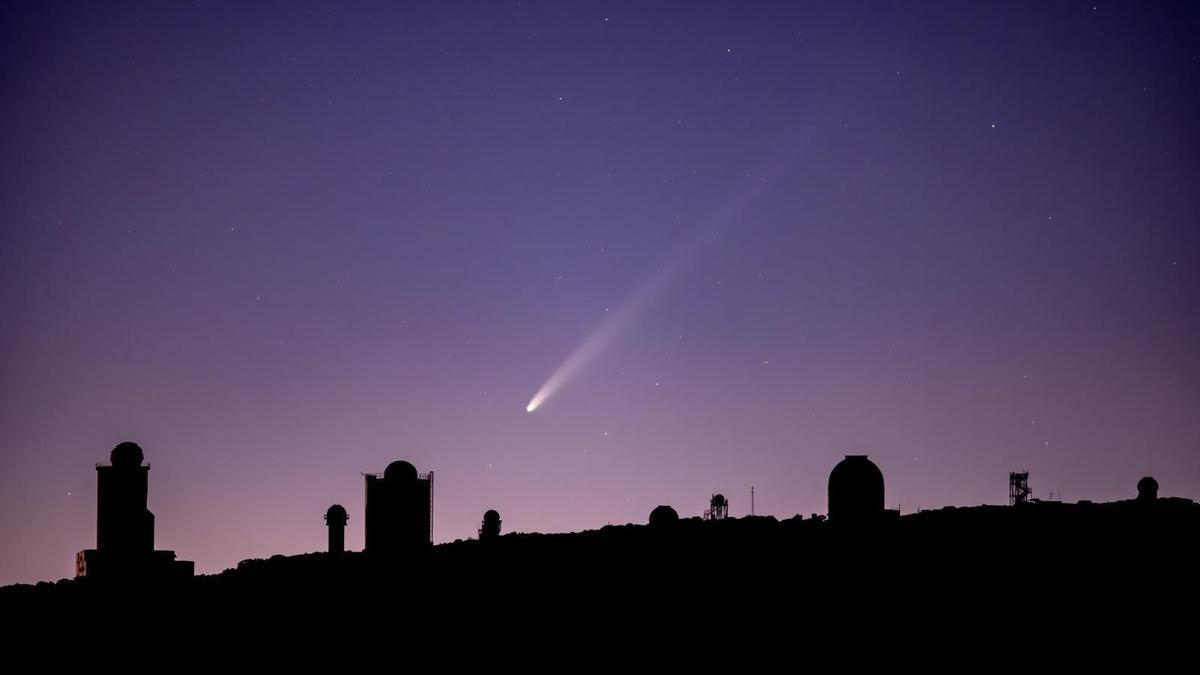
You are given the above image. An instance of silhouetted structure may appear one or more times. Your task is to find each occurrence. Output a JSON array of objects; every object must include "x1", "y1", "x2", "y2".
[
  {"x1": 11, "y1": 488, "x2": 1197, "y2": 638},
  {"x1": 479, "y1": 509, "x2": 501, "y2": 540},
  {"x1": 648, "y1": 505, "x2": 679, "y2": 527},
  {"x1": 364, "y1": 460, "x2": 433, "y2": 556},
  {"x1": 1010, "y1": 471, "x2": 1032, "y2": 506},
  {"x1": 75, "y1": 442, "x2": 193, "y2": 580},
  {"x1": 704, "y1": 494, "x2": 729, "y2": 521},
  {"x1": 10, "y1": 435, "x2": 1199, "y2": 634},
  {"x1": 1137, "y1": 477, "x2": 1158, "y2": 503},
  {"x1": 828, "y1": 455, "x2": 884, "y2": 523},
  {"x1": 326, "y1": 505, "x2": 348, "y2": 555}
]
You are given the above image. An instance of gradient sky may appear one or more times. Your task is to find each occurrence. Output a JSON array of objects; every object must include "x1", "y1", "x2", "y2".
[{"x1": 2, "y1": 0, "x2": 1197, "y2": 585}]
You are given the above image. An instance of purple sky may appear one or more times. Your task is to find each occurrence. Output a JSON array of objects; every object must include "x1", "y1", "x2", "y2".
[{"x1": 2, "y1": 0, "x2": 1197, "y2": 585}]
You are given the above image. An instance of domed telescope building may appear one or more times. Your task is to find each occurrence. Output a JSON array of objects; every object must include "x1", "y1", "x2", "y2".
[
  {"x1": 1137, "y1": 476, "x2": 1159, "y2": 503},
  {"x1": 364, "y1": 460, "x2": 434, "y2": 556},
  {"x1": 75, "y1": 442, "x2": 193, "y2": 580},
  {"x1": 479, "y1": 509, "x2": 502, "y2": 540},
  {"x1": 648, "y1": 504, "x2": 679, "y2": 527},
  {"x1": 828, "y1": 455, "x2": 885, "y2": 524}
]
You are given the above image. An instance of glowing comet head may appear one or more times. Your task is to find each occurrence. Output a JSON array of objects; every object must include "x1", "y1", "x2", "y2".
[{"x1": 526, "y1": 387, "x2": 549, "y2": 412}]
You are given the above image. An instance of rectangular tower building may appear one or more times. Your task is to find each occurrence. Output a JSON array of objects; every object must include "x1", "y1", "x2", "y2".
[
  {"x1": 364, "y1": 460, "x2": 433, "y2": 556},
  {"x1": 75, "y1": 442, "x2": 193, "y2": 580}
]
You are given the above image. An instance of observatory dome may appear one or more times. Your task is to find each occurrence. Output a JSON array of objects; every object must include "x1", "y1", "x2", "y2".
[
  {"x1": 483, "y1": 509, "x2": 501, "y2": 523},
  {"x1": 384, "y1": 460, "x2": 418, "y2": 482},
  {"x1": 648, "y1": 505, "x2": 679, "y2": 527},
  {"x1": 326, "y1": 504, "x2": 348, "y2": 524},
  {"x1": 828, "y1": 455, "x2": 884, "y2": 522},
  {"x1": 110, "y1": 441, "x2": 145, "y2": 468},
  {"x1": 1137, "y1": 476, "x2": 1158, "y2": 502}
]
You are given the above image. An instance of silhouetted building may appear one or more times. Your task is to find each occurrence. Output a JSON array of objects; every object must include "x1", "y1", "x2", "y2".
[
  {"x1": 326, "y1": 504, "x2": 348, "y2": 555},
  {"x1": 75, "y1": 442, "x2": 193, "y2": 580},
  {"x1": 1010, "y1": 471, "x2": 1032, "y2": 506},
  {"x1": 480, "y1": 509, "x2": 501, "y2": 540},
  {"x1": 649, "y1": 505, "x2": 679, "y2": 527},
  {"x1": 364, "y1": 460, "x2": 433, "y2": 556},
  {"x1": 828, "y1": 455, "x2": 884, "y2": 523},
  {"x1": 1137, "y1": 477, "x2": 1159, "y2": 503},
  {"x1": 704, "y1": 493, "x2": 729, "y2": 521}
]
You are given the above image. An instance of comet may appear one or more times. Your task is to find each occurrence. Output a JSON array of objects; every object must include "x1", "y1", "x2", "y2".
[
  {"x1": 525, "y1": 233, "x2": 704, "y2": 412},
  {"x1": 524, "y1": 156, "x2": 793, "y2": 413}
]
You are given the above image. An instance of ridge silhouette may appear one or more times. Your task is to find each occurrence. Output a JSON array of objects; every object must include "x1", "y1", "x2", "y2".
[{"x1": 4, "y1": 443, "x2": 1198, "y2": 641}]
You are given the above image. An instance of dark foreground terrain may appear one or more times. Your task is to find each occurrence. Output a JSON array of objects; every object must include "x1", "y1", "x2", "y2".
[{"x1": 5, "y1": 497, "x2": 1198, "y2": 651}]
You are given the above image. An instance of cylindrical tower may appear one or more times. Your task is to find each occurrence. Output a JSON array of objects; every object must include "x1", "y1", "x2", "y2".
[{"x1": 326, "y1": 504, "x2": 348, "y2": 555}]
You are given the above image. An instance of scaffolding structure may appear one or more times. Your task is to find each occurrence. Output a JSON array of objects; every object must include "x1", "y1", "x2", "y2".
[
  {"x1": 704, "y1": 493, "x2": 729, "y2": 521},
  {"x1": 1009, "y1": 471, "x2": 1032, "y2": 506}
]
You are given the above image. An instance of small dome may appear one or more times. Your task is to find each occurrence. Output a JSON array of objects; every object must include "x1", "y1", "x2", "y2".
[
  {"x1": 712, "y1": 494, "x2": 726, "y2": 506},
  {"x1": 383, "y1": 460, "x2": 418, "y2": 482},
  {"x1": 110, "y1": 442, "x2": 145, "y2": 468},
  {"x1": 479, "y1": 508, "x2": 502, "y2": 539},
  {"x1": 1137, "y1": 476, "x2": 1158, "y2": 502},
  {"x1": 828, "y1": 455, "x2": 885, "y2": 522},
  {"x1": 325, "y1": 504, "x2": 348, "y2": 525},
  {"x1": 648, "y1": 505, "x2": 679, "y2": 527}
]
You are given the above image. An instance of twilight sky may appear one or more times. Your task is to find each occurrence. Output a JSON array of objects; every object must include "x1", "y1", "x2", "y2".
[{"x1": 2, "y1": 0, "x2": 1198, "y2": 585}]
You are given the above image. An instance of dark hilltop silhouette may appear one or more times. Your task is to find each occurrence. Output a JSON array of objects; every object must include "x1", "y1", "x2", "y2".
[{"x1": 4, "y1": 443, "x2": 1199, "y2": 640}]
